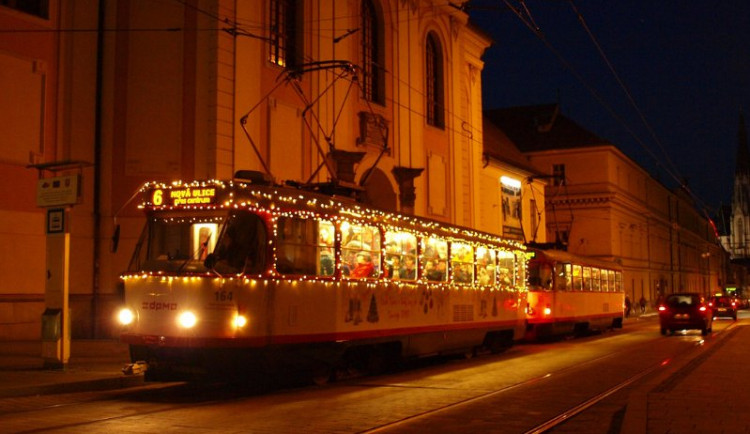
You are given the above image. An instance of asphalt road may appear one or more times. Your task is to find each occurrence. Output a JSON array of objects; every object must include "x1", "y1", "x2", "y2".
[{"x1": 0, "y1": 315, "x2": 741, "y2": 433}]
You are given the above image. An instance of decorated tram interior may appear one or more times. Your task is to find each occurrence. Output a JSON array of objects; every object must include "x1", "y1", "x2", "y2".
[{"x1": 128, "y1": 204, "x2": 524, "y2": 290}]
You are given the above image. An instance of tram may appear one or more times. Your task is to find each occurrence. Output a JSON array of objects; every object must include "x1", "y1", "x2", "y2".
[
  {"x1": 116, "y1": 172, "x2": 528, "y2": 379},
  {"x1": 525, "y1": 248, "x2": 624, "y2": 339}
]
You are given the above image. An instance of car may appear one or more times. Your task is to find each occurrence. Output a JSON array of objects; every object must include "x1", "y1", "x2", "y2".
[
  {"x1": 658, "y1": 293, "x2": 713, "y2": 336},
  {"x1": 709, "y1": 296, "x2": 738, "y2": 321}
]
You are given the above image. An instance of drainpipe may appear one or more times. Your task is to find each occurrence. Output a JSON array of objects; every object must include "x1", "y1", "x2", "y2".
[{"x1": 92, "y1": 0, "x2": 106, "y2": 338}]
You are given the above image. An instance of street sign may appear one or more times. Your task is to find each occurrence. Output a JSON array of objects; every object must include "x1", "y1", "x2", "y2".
[{"x1": 36, "y1": 174, "x2": 80, "y2": 207}]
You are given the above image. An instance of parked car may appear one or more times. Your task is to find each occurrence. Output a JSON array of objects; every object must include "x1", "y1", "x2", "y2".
[
  {"x1": 709, "y1": 296, "x2": 738, "y2": 321},
  {"x1": 658, "y1": 293, "x2": 713, "y2": 336}
]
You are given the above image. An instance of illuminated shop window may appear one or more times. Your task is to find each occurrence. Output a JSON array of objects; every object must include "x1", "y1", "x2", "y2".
[
  {"x1": 450, "y1": 242, "x2": 474, "y2": 284},
  {"x1": 422, "y1": 237, "x2": 447, "y2": 282},
  {"x1": 277, "y1": 217, "x2": 334, "y2": 276},
  {"x1": 476, "y1": 247, "x2": 496, "y2": 286},
  {"x1": 384, "y1": 231, "x2": 417, "y2": 281},
  {"x1": 341, "y1": 222, "x2": 381, "y2": 279},
  {"x1": 498, "y1": 250, "x2": 515, "y2": 288}
]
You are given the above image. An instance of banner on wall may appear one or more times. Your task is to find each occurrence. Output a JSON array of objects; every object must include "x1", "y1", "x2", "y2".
[{"x1": 501, "y1": 176, "x2": 522, "y2": 239}]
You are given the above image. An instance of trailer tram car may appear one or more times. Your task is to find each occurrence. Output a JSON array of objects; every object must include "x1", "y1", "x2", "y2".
[
  {"x1": 116, "y1": 173, "x2": 528, "y2": 379},
  {"x1": 525, "y1": 248, "x2": 624, "y2": 339}
]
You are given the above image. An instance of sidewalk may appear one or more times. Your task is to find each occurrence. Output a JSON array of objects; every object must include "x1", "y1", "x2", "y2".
[
  {"x1": 621, "y1": 321, "x2": 750, "y2": 433},
  {"x1": 0, "y1": 339, "x2": 143, "y2": 398}
]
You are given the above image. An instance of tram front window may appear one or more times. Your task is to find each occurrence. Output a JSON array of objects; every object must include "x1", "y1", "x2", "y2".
[
  {"x1": 132, "y1": 214, "x2": 223, "y2": 273},
  {"x1": 528, "y1": 261, "x2": 553, "y2": 290}
]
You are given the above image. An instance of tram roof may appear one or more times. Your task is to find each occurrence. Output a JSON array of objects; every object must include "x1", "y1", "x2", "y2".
[
  {"x1": 530, "y1": 248, "x2": 622, "y2": 271},
  {"x1": 138, "y1": 178, "x2": 527, "y2": 251}
]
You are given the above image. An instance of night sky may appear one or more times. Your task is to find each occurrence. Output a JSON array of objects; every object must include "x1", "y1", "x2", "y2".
[{"x1": 469, "y1": 0, "x2": 750, "y2": 214}]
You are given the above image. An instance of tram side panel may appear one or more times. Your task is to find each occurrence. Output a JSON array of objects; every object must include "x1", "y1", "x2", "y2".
[
  {"x1": 526, "y1": 290, "x2": 624, "y2": 338},
  {"x1": 270, "y1": 279, "x2": 525, "y2": 359}
]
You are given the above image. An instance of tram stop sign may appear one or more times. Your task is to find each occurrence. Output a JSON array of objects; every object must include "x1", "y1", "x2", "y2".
[{"x1": 36, "y1": 174, "x2": 80, "y2": 207}]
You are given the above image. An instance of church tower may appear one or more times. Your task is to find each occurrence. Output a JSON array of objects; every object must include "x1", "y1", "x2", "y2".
[{"x1": 730, "y1": 111, "x2": 750, "y2": 258}]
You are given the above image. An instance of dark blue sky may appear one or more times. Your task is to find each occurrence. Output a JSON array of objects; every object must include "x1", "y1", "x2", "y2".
[{"x1": 469, "y1": 0, "x2": 750, "y2": 214}]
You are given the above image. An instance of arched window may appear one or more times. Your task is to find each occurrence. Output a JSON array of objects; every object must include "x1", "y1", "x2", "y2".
[
  {"x1": 425, "y1": 32, "x2": 444, "y2": 128},
  {"x1": 269, "y1": 0, "x2": 301, "y2": 68},
  {"x1": 361, "y1": 0, "x2": 384, "y2": 104}
]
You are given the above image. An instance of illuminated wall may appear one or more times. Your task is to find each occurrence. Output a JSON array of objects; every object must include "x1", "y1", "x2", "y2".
[
  {"x1": 525, "y1": 145, "x2": 727, "y2": 305},
  {"x1": 0, "y1": 1, "x2": 505, "y2": 339}
]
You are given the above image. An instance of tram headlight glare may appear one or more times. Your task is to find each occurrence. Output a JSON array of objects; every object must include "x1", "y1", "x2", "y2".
[
  {"x1": 234, "y1": 314, "x2": 248, "y2": 328},
  {"x1": 117, "y1": 308, "x2": 135, "y2": 325},
  {"x1": 178, "y1": 311, "x2": 197, "y2": 328},
  {"x1": 543, "y1": 307, "x2": 552, "y2": 316}
]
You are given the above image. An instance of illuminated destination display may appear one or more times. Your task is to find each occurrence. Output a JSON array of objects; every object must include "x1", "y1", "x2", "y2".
[{"x1": 152, "y1": 187, "x2": 217, "y2": 206}]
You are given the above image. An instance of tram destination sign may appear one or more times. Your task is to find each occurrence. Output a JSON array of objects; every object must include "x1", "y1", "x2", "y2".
[{"x1": 150, "y1": 186, "x2": 218, "y2": 207}]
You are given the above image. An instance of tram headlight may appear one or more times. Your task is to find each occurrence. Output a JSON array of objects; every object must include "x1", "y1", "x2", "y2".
[
  {"x1": 117, "y1": 308, "x2": 135, "y2": 326},
  {"x1": 543, "y1": 306, "x2": 552, "y2": 316},
  {"x1": 178, "y1": 311, "x2": 198, "y2": 328},
  {"x1": 234, "y1": 314, "x2": 248, "y2": 328}
]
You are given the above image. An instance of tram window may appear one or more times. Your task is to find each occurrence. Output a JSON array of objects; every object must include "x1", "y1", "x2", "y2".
[
  {"x1": 601, "y1": 270, "x2": 610, "y2": 292},
  {"x1": 582, "y1": 267, "x2": 592, "y2": 290},
  {"x1": 341, "y1": 222, "x2": 381, "y2": 279},
  {"x1": 575, "y1": 265, "x2": 584, "y2": 290},
  {"x1": 592, "y1": 268, "x2": 601, "y2": 291},
  {"x1": 498, "y1": 250, "x2": 515, "y2": 288},
  {"x1": 137, "y1": 215, "x2": 224, "y2": 273},
  {"x1": 556, "y1": 264, "x2": 569, "y2": 291},
  {"x1": 476, "y1": 247, "x2": 496, "y2": 286},
  {"x1": 213, "y1": 211, "x2": 267, "y2": 274},
  {"x1": 193, "y1": 223, "x2": 218, "y2": 261},
  {"x1": 384, "y1": 231, "x2": 417, "y2": 281},
  {"x1": 562, "y1": 264, "x2": 573, "y2": 290},
  {"x1": 528, "y1": 261, "x2": 552, "y2": 290},
  {"x1": 451, "y1": 242, "x2": 474, "y2": 284},
  {"x1": 276, "y1": 217, "x2": 334, "y2": 276},
  {"x1": 422, "y1": 237, "x2": 447, "y2": 282},
  {"x1": 615, "y1": 271, "x2": 623, "y2": 292}
]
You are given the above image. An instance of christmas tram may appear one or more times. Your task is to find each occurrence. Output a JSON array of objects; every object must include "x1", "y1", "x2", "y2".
[
  {"x1": 525, "y1": 248, "x2": 624, "y2": 339},
  {"x1": 116, "y1": 173, "x2": 528, "y2": 380}
]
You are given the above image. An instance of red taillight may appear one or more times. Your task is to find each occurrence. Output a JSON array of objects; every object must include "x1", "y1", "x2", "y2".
[
  {"x1": 699, "y1": 306, "x2": 707, "y2": 312},
  {"x1": 658, "y1": 305, "x2": 666, "y2": 311}
]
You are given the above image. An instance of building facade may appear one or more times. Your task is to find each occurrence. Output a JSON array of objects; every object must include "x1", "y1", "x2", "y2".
[
  {"x1": 1, "y1": 1, "x2": 547, "y2": 340},
  {"x1": 486, "y1": 104, "x2": 728, "y2": 307}
]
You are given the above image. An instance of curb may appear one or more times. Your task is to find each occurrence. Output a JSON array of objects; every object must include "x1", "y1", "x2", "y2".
[{"x1": 0, "y1": 374, "x2": 145, "y2": 399}]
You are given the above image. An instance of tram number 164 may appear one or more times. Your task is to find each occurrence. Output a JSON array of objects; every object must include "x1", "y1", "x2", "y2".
[{"x1": 214, "y1": 291, "x2": 234, "y2": 302}]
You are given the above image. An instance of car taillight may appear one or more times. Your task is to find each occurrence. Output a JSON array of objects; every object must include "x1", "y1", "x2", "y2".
[
  {"x1": 658, "y1": 305, "x2": 666, "y2": 312},
  {"x1": 699, "y1": 306, "x2": 707, "y2": 312}
]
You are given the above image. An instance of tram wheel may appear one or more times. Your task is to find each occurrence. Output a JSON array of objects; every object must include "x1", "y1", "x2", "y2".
[{"x1": 311, "y1": 363, "x2": 333, "y2": 386}]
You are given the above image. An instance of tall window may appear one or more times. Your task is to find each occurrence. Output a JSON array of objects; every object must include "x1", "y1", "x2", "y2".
[
  {"x1": 269, "y1": 0, "x2": 300, "y2": 67},
  {"x1": 553, "y1": 164, "x2": 566, "y2": 186},
  {"x1": 425, "y1": 32, "x2": 444, "y2": 128},
  {"x1": 361, "y1": 0, "x2": 384, "y2": 104},
  {"x1": 0, "y1": 0, "x2": 48, "y2": 18}
]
